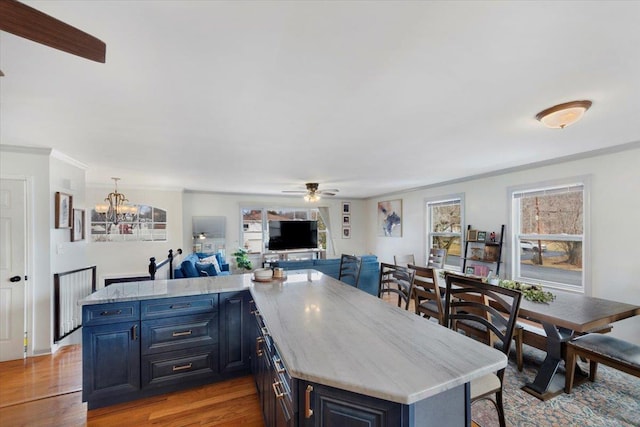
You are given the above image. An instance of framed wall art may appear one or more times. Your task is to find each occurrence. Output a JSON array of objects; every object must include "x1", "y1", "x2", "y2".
[
  {"x1": 377, "y1": 199, "x2": 402, "y2": 237},
  {"x1": 55, "y1": 192, "x2": 73, "y2": 229},
  {"x1": 342, "y1": 202, "x2": 351, "y2": 214},
  {"x1": 342, "y1": 226, "x2": 351, "y2": 239},
  {"x1": 71, "y1": 209, "x2": 85, "y2": 241},
  {"x1": 343, "y1": 215, "x2": 350, "y2": 225}
]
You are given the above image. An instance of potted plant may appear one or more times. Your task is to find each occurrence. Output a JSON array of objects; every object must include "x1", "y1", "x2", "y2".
[{"x1": 231, "y1": 248, "x2": 253, "y2": 271}]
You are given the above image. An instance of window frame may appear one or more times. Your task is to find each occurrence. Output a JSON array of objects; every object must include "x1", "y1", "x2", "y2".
[
  {"x1": 425, "y1": 193, "x2": 465, "y2": 270},
  {"x1": 508, "y1": 176, "x2": 591, "y2": 294}
]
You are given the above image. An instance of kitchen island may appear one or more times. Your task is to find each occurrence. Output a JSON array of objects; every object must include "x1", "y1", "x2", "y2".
[{"x1": 79, "y1": 270, "x2": 506, "y2": 426}]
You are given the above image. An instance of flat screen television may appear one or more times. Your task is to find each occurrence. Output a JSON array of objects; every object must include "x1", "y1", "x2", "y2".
[{"x1": 268, "y1": 220, "x2": 318, "y2": 250}]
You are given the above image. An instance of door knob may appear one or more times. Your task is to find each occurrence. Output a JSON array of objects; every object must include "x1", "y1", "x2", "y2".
[{"x1": 9, "y1": 276, "x2": 22, "y2": 282}]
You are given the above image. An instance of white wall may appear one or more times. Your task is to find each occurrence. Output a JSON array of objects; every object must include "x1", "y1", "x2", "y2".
[
  {"x1": 366, "y1": 145, "x2": 640, "y2": 343},
  {"x1": 183, "y1": 192, "x2": 370, "y2": 263},
  {"x1": 86, "y1": 186, "x2": 184, "y2": 286}
]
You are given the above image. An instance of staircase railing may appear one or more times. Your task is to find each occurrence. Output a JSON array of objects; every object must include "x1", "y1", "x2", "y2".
[
  {"x1": 149, "y1": 248, "x2": 183, "y2": 280},
  {"x1": 54, "y1": 266, "x2": 97, "y2": 343}
]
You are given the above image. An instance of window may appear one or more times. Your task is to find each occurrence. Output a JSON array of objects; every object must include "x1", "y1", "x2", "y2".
[
  {"x1": 240, "y1": 207, "x2": 326, "y2": 254},
  {"x1": 426, "y1": 196, "x2": 463, "y2": 269},
  {"x1": 510, "y1": 179, "x2": 588, "y2": 292},
  {"x1": 90, "y1": 205, "x2": 167, "y2": 242}
]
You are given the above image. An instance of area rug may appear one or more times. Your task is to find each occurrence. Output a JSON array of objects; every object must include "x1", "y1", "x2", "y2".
[{"x1": 472, "y1": 346, "x2": 640, "y2": 427}]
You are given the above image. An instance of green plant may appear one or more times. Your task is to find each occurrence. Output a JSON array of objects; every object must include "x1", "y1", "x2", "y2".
[
  {"x1": 231, "y1": 248, "x2": 253, "y2": 271},
  {"x1": 497, "y1": 279, "x2": 556, "y2": 303}
]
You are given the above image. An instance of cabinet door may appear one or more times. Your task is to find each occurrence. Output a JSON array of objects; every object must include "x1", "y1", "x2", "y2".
[
  {"x1": 219, "y1": 290, "x2": 252, "y2": 375},
  {"x1": 300, "y1": 381, "x2": 403, "y2": 427},
  {"x1": 82, "y1": 322, "x2": 140, "y2": 408}
]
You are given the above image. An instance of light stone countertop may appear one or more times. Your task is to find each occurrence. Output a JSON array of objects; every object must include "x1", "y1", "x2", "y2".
[{"x1": 79, "y1": 270, "x2": 507, "y2": 405}]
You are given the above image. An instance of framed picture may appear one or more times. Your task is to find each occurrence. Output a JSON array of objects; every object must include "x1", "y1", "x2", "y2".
[
  {"x1": 71, "y1": 209, "x2": 85, "y2": 241},
  {"x1": 467, "y1": 229, "x2": 478, "y2": 242},
  {"x1": 202, "y1": 243, "x2": 214, "y2": 252},
  {"x1": 55, "y1": 192, "x2": 73, "y2": 229},
  {"x1": 377, "y1": 199, "x2": 402, "y2": 237},
  {"x1": 343, "y1": 215, "x2": 351, "y2": 225},
  {"x1": 342, "y1": 202, "x2": 351, "y2": 214},
  {"x1": 476, "y1": 231, "x2": 487, "y2": 242},
  {"x1": 342, "y1": 226, "x2": 351, "y2": 239},
  {"x1": 465, "y1": 266, "x2": 475, "y2": 275}
]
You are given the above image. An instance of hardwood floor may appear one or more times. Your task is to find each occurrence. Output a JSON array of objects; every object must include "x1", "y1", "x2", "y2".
[{"x1": 0, "y1": 345, "x2": 264, "y2": 426}]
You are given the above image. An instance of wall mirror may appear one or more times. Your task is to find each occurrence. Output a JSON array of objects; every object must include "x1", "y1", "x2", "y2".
[{"x1": 192, "y1": 216, "x2": 226, "y2": 256}]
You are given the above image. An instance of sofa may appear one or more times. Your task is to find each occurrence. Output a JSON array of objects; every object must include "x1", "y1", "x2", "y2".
[
  {"x1": 174, "y1": 252, "x2": 230, "y2": 279},
  {"x1": 271, "y1": 255, "x2": 380, "y2": 296}
]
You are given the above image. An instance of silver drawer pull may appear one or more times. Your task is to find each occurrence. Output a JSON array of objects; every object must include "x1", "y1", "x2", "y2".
[
  {"x1": 261, "y1": 326, "x2": 269, "y2": 336},
  {"x1": 172, "y1": 330, "x2": 192, "y2": 337},
  {"x1": 100, "y1": 309, "x2": 122, "y2": 316},
  {"x1": 272, "y1": 381, "x2": 285, "y2": 399},
  {"x1": 170, "y1": 303, "x2": 191, "y2": 309},
  {"x1": 274, "y1": 357, "x2": 286, "y2": 374},
  {"x1": 172, "y1": 363, "x2": 193, "y2": 371}
]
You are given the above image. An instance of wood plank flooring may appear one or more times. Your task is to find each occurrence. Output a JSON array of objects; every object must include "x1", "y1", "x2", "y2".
[{"x1": 0, "y1": 345, "x2": 264, "y2": 426}]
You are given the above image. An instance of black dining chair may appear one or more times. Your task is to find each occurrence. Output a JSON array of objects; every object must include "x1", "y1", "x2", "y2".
[
  {"x1": 444, "y1": 274, "x2": 522, "y2": 427},
  {"x1": 338, "y1": 254, "x2": 362, "y2": 288},
  {"x1": 378, "y1": 263, "x2": 416, "y2": 310}
]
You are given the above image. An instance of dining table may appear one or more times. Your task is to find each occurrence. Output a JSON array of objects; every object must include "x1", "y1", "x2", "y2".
[{"x1": 517, "y1": 291, "x2": 640, "y2": 400}]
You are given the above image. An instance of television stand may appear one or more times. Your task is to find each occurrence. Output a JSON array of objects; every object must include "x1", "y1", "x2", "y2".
[{"x1": 263, "y1": 249, "x2": 326, "y2": 265}]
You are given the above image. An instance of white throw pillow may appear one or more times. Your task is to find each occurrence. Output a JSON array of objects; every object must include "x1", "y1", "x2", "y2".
[{"x1": 201, "y1": 255, "x2": 221, "y2": 273}]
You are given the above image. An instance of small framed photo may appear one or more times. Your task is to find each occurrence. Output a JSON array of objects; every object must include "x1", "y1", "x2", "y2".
[
  {"x1": 342, "y1": 226, "x2": 351, "y2": 239},
  {"x1": 343, "y1": 215, "x2": 351, "y2": 225},
  {"x1": 476, "y1": 231, "x2": 487, "y2": 242},
  {"x1": 465, "y1": 266, "x2": 475, "y2": 275},
  {"x1": 467, "y1": 229, "x2": 478, "y2": 242},
  {"x1": 71, "y1": 209, "x2": 85, "y2": 241},
  {"x1": 55, "y1": 192, "x2": 73, "y2": 229},
  {"x1": 342, "y1": 202, "x2": 351, "y2": 214}
]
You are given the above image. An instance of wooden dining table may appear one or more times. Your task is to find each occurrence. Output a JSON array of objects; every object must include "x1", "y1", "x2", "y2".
[{"x1": 517, "y1": 291, "x2": 640, "y2": 400}]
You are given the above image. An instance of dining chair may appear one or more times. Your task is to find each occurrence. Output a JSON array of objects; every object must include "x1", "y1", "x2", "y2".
[
  {"x1": 393, "y1": 254, "x2": 415, "y2": 267},
  {"x1": 408, "y1": 264, "x2": 445, "y2": 325},
  {"x1": 427, "y1": 248, "x2": 447, "y2": 269},
  {"x1": 444, "y1": 274, "x2": 522, "y2": 427},
  {"x1": 378, "y1": 263, "x2": 416, "y2": 310},
  {"x1": 338, "y1": 254, "x2": 362, "y2": 288}
]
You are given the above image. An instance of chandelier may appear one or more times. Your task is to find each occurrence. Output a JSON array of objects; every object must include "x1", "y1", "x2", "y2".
[{"x1": 95, "y1": 177, "x2": 136, "y2": 224}]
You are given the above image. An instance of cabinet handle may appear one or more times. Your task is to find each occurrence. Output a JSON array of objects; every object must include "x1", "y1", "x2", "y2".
[
  {"x1": 172, "y1": 363, "x2": 193, "y2": 371},
  {"x1": 170, "y1": 303, "x2": 191, "y2": 309},
  {"x1": 172, "y1": 330, "x2": 192, "y2": 337},
  {"x1": 273, "y1": 357, "x2": 286, "y2": 374},
  {"x1": 131, "y1": 324, "x2": 138, "y2": 341},
  {"x1": 261, "y1": 326, "x2": 269, "y2": 337},
  {"x1": 256, "y1": 337, "x2": 264, "y2": 356},
  {"x1": 100, "y1": 309, "x2": 122, "y2": 316},
  {"x1": 304, "y1": 384, "x2": 314, "y2": 418},
  {"x1": 272, "y1": 381, "x2": 285, "y2": 399}
]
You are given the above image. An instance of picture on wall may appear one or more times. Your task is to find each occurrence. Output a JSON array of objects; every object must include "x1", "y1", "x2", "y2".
[
  {"x1": 342, "y1": 202, "x2": 351, "y2": 214},
  {"x1": 71, "y1": 209, "x2": 85, "y2": 241},
  {"x1": 342, "y1": 227, "x2": 351, "y2": 239},
  {"x1": 55, "y1": 192, "x2": 73, "y2": 229},
  {"x1": 377, "y1": 199, "x2": 402, "y2": 237},
  {"x1": 343, "y1": 215, "x2": 350, "y2": 225}
]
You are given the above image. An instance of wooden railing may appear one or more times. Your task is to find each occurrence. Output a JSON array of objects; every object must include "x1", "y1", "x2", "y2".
[
  {"x1": 54, "y1": 266, "x2": 97, "y2": 343},
  {"x1": 149, "y1": 248, "x2": 183, "y2": 280}
]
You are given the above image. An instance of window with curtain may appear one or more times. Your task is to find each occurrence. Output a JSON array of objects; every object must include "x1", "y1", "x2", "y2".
[
  {"x1": 511, "y1": 180, "x2": 587, "y2": 291},
  {"x1": 426, "y1": 196, "x2": 463, "y2": 269}
]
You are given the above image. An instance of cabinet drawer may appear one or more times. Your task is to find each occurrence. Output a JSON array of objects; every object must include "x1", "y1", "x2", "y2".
[
  {"x1": 141, "y1": 294, "x2": 218, "y2": 319},
  {"x1": 83, "y1": 302, "x2": 140, "y2": 326},
  {"x1": 141, "y1": 346, "x2": 218, "y2": 389},
  {"x1": 141, "y1": 313, "x2": 218, "y2": 355}
]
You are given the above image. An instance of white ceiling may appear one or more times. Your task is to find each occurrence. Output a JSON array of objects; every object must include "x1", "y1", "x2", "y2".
[{"x1": 2, "y1": 1, "x2": 639, "y2": 198}]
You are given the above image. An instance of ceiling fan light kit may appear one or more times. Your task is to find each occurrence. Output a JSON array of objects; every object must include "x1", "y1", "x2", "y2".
[
  {"x1": 282, "y1": 182, "x2": 339, "y2": 202},
  {"x1": 535, "y1": 100, "x2": 592, "y2": 129}
]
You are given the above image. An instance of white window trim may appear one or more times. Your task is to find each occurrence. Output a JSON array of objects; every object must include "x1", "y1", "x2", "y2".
[
  {"x1": 424, "y1": 193, "x2": 465, "y2": 270},
  {"x1": 508, "y1": 176, "x2": 591, "y2": 295}
]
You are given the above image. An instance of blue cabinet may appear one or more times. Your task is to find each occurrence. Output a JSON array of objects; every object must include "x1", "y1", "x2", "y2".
[
  {"x1": 82, "y1": 302, "x2": 141, "y2": 409},
  {"x1": 219, "y1": 291, "x2": 252, "y2": 377}
]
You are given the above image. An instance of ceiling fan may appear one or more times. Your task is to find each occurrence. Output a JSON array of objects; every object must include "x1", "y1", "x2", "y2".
[
  {"x1": 0, "y1": 0, "x2": 106, "y2": 76},
  {"x1": 282, "y1": 183, "x2": 339, "y2": 202}
]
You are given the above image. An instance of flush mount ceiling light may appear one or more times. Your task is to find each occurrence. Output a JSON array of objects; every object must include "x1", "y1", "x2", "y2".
[{"x1": 535, "y1": 100, "x2": 592, "y2": 129}]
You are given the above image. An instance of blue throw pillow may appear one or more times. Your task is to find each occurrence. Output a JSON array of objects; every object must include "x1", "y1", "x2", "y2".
[
  {"x1": 181, "y1": 259, "x2": 199, "y2": 278},
  {"x1": 195, "y1": 262, "x2": 217, "y2": 277}
]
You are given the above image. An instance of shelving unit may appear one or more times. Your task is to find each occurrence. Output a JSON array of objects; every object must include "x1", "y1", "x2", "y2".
[{"x1": 462, "y1": 224, "x2": 505, "y2": 277}]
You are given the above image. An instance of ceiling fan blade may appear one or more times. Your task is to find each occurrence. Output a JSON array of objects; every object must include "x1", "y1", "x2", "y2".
[
  {"x1": 282, "y1": 190, "x2": 308, "y2": 194},
  {"x1": 319, "y1": 189, "x2": 339, "y2": 193},
  {"x1": 319, "y1": 192, "x2": 337, "y2": 196},
  {"x1": 0, "y1": 0, "x2": 106, "y2": 63}
]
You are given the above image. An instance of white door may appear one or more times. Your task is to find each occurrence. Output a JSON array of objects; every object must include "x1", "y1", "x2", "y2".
[{"x1": 0, "y1": 179, "x2": 27, "y2": 361}]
